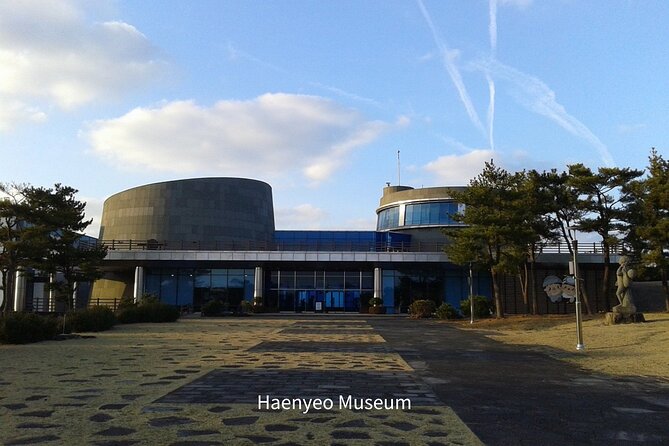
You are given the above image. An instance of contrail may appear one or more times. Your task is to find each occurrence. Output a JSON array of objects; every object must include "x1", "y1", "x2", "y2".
[
  {"x1": 486, "y1": 72, "x2": 495, "y2": 151},
  {"x1": 416, "y1": 0, "x2": 486, "y2": 136},
  {"x1": 489, "y1": 0, "x2": 498, "y2": 56},
  {"x1": 487, "y1": 0, "x2": 498, "y2": 151},
  {"x1": 487, "y1": 60, "x2": 615, "y2": 166}
]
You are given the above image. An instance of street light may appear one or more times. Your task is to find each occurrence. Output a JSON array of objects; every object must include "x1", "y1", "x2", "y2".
[
  {"x1": 468, "y1": 262, "x2": 474, "y2": 324},
  {"x1": 569, "y1": 231, "x2": 585, "y2": 351}
]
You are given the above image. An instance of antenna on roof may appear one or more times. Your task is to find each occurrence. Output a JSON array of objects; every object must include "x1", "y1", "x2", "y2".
[{"x1": 397, "y1": 149, "x2": 401, "y2": 185}]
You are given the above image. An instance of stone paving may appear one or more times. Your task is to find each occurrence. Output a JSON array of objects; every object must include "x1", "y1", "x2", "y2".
[{"x1": 0, "y1": 317, "x2": 482, "y2": 446}]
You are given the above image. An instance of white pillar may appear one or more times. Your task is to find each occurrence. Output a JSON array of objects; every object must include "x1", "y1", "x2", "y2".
[
  {"x1": 0, "y1": 272, "x2": 4, "y2": 311},
  {"x1": 133, "y1": 266, "x2": 144, "y2": 303},
  {"x1": 373, "y1": 267, "x2": 382, "y2": 300},
  {"x1": 253, "y1": 266, "x2": 264, "y2": 305},
  {"x1": 48, "y1": 273, "x2": 56, "y2": 312},
  {"x1": 71, "y1": 282, "x2": 78, "y2": 310},
  {"x1": 14, "y1": 269, "x2": 27, "y2": 312}
]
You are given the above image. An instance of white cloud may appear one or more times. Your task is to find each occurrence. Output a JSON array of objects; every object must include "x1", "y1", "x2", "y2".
[
  {"x1": 617, "y1": 123, "x2": 647, "y2": 135},
  {"x1": 82, "y1": 196, "x2": 104, "y2": 238},
  {"x1": 478, "y1": 59, "x2": 615, "y2": 166},
  {"x1": 499, "y1": 0, "x2": 533, "y2": 8},
  {"x1": 0, "y1": 100, "x2": 47, "y2": 131},
  {"x1": 424, "y1": 149, "x2": 496, "y2": 185},
  {"x1": 275, "y1": 204, "x2": 329, "y2": 229},
  {"x1": 0, "y1": 0, "x2": 164, "y2": 129},
  {"x1": 85, "y1": 93, "x2": 391, "y2": 184}
]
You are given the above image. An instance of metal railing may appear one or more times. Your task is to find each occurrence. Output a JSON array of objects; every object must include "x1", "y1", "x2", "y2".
[{"x1": 97, "y1": 239, "x2": 627, "y2": 255}]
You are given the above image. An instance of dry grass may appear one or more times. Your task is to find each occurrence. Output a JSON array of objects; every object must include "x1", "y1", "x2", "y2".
[{"x1": 448, "y1": 312, "x2": 669, "y2": 381}]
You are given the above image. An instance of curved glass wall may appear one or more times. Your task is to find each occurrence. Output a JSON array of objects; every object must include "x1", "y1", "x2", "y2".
[
  {"x1": 404, "y1": 202, "x2": 460, "y2": 226},
  {"x1": 377, "y1": 206, "x2": 399, "y2": 230},
  {"x1": 377, "y1": 201, "x2": 462, "y2": 230}
]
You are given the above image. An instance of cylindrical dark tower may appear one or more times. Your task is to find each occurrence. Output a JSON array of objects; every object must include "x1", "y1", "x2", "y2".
[{"x1": 99, "y1": 178, "x2": 275, "y2": 245}]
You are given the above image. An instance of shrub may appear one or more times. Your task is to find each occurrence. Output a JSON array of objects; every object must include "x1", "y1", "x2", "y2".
[
  {"x1": 460, "y1": 295, "x2": 494, "y2": 319},
  {"x1": 116, "y1": 299, "x2": 180, "y2": 323},
  {"x1": 368, "y1": 297, "x2": 383, "y2": 307},
  {"x1": 408, "y1": 299, "x2": 436, "y2": 319},
  {"x1": 435, "y1": 303, "x2": 460, "y2": 320},
  {"x1": 62, "y1": 306, "x2": 117, "y2": 332},
  {"x1": 0, "y1": 312, "x2": 59, "y2": 344},
  {"x1": 251, "y1": 305, "x2": 279, "y2": 314},
  {"x1": 368, "y1": 306, "x2": 386, "y2": 314},
  {"x1": 116, "y1": 296, "x2": 137, "y2": 311},
  {"x1": 115, "y1": 305, "x2": 142, "y2": 324},
  {"x1": 201, "y1": 299, "x2": 223, "y2": 317},
  {"x1": 240, "y1": 300, "x2": 253, "y2": 314}
]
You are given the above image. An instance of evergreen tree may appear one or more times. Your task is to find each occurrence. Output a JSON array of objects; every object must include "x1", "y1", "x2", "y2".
[
  {"x1": 23, "y1": 184, "x2": 107, "y2": 311},
  {"x1": 0, "y1": 183, "x2": 32, "y2": 314},
  {"x1": 444, "y1": 161, "x2": 534, "y2": 318},
  {"x1": 625, "y1": 149, "x2": 669, "y2": 311},
  {"x1": 568, "y1": 164, "x2": 643, "y2": 310},
  {"x1": 531, "y1": 169, "x2": 593, "y2": 314}
]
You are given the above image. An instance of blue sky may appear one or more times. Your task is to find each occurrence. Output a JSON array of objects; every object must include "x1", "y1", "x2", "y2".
[{"x1": 1, "y1": 0, "x2": 667, "y2": 237}]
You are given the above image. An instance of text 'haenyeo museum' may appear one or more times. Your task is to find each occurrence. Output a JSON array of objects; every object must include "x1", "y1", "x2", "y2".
[{"x1": 9, "y1": 177, "x2": 621, "y2": 314}]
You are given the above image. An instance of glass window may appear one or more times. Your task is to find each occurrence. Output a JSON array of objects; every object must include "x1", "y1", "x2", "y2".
[
  {"x1": 361, "y1": 272, "x2": 374, "y2": 290},
  {"x1": 279, "y1": 271, "x2": 294, "y2": 289},
  {"x1": 194, "y1": 270, "x2": 211, "y2": 288},
  {"x1": 160, "y1": 274, "x2": 177, "y2": 305},
  {"x1": 296, "y1": 271, "x2": 315, "y2": 289},
  {"x1": 177, "y1": 272, "x2": 194, "y2": 306},
  {"x1": 211, "y1": 274, "x2": 227, "y2": 289},
  {"x1": 325, "y1": 272, "x2": 345, "y2": 289},
  {"x1": 344, "y1": 271, "x2": 360, "y2": 289},
  {"x1": 269, "y1": 271, "x2": 279, "y2": 288},
  {"x1": 404, "y1": 202, "x2": 462, "y2": 226},
  {"x1": 377, "y1": 206, "x2": 399, "y2": 230}
]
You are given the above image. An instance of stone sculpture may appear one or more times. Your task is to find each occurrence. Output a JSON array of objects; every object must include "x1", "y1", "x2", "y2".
[
  {"x1": 613, "y1": 256, "x2": 636, "y2": 316},
  {"x1": 606, "y1": 256, "x2": 644, "y2": 324}
]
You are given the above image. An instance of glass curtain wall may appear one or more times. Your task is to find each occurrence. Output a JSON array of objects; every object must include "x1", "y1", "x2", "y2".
[
  {"x1": 269, "y1": 270, "x2": 373, "y2": 312},
  {"x1": 145, "y1": 268, "x2": 254, "y2": 310}
]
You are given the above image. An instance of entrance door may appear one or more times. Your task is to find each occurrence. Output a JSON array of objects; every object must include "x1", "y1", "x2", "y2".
[
  {"x1": 325, "y1": 291, "x2": 344, "y2": 311},
  {"x1": 295, "y1": 290, "x2": 315, "y2": 312}
]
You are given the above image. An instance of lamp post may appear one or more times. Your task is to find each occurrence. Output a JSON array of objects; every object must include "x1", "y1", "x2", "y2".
[
  {"x1": 468, "y1": 262, "x2": 474, "y2": 324},
  {"x1": 571, "y1": 239, "x2": 585, "y2": 351}
]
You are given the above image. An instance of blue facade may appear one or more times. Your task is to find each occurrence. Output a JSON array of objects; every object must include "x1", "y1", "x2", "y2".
[{"x1": 275, "y1": 230, "x2": 410, "y2": 251}]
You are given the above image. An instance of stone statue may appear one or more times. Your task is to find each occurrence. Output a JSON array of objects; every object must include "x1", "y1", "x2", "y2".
[{"x1": 612, "y1": 256, "x2": 636, "y2": 317}]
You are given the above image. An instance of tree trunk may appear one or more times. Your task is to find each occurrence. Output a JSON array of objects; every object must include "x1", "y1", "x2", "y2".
[
  {"x1": 530, "y1": 259, "x2": 538, "y2": 315},
  {"x1": 491, "y1": 268, "x2": 504, "y2": 318},
  {"x1": 2, "y1": 268, "x2": 16, "y2": 314},
  {"x1": 580, "y1": 282, "x2": 593, "y2": 315},
  {"x1": 517, "y1": 263, "x2": 529, "y2": 314},
  {"x1": 662, "y1": 268, "x2": 669, "y2": 313},
  {"x1": 602, "y1": 244, "x2": 611, "y2": 311}
]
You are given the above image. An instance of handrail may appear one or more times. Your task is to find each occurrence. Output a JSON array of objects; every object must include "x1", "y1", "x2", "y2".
[{"x1": 96, "y1": 239, "x2": 628, "y2": 255}]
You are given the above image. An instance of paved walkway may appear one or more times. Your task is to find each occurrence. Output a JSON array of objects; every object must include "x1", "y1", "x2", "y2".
[
  {"x1": 2, "y1": 315, "x2": 668, "y2": 445},
  {"x1": 370, "y1": 318, "x2": 669, "y2": 445}
]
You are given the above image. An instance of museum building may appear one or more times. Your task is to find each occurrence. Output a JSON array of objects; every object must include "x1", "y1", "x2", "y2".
[{"x1": 85, "y1": 177, "x2": 619, "y2": 315}]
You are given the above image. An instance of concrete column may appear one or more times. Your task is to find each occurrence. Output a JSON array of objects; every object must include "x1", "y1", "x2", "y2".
[
  {"x1": 253, "y1": 266, "x2": 264, "y2": 305},
  {"x1": 373, "y1": 267, "x2": 383, "y2": 300},
  {"x1": 48, "y1": 273, "x2": 56, "y2": 312},
  {"x1": 0, "y1": 272, "x2": 4, "y2": 311},
  {"x1": 133, "y1": 266, "x2": 144, "y2": 303},
  {"x1": 71, "y1": 282, "x2": 78, "y2": 310},
  {"x1": 14, "y1": 269, "x2": 27, "y2": 312}
]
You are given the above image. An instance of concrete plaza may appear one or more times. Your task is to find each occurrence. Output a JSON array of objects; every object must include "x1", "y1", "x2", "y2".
[{"x1": 1, "y1": 315, "x2": 668, "y2": 445}]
